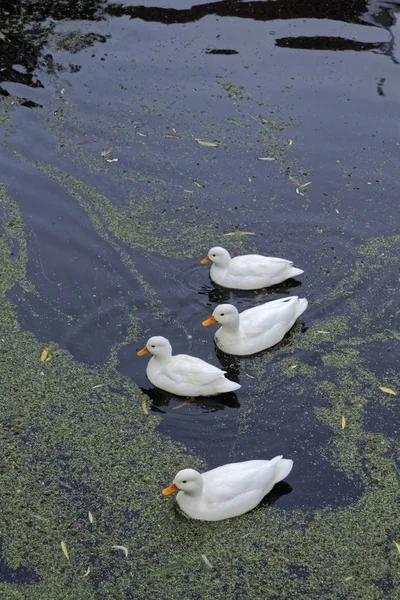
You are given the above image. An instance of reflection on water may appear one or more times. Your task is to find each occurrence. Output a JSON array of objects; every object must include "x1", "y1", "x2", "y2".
[
  {"x1": 143, "y1": 386, "x2": 241, "y2": 412},
  {"x1": 199, "y1": 278, "x2": 304, "y2": 305},
  {"x1": 276, "y1": 35, "x2": 385, "y2": 52},
  {"x1": 1, "y1": 0, "x2": 399, "y2": 102},
  {"x1": 106, "y1": 0, "x2": 380, "y2": 26}
]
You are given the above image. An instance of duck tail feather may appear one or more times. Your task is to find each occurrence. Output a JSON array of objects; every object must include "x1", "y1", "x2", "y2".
[
  {"x1": 289, "y1": 267, "x2": 304, "y2": 278},
  {"x1": 273, "y1": 458, "x2": 294, "y2": 485}
]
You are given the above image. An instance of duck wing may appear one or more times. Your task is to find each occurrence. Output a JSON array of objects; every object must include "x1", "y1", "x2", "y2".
[
  {"x1": 231, "y1": 255, "x2": 293, "y2": 278},
  {"x1": 241, "y1": 297, "x2": 298, "y2": 336},
  {"x1": 202, "y1": 459, "x2": 280, "y2": 502},
  {"x1": 162, "y1": 355, "x2": 227, "y2": 386}
]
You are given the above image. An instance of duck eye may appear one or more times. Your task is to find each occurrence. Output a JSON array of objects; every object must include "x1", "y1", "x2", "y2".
[
  {"x1": 151, "y1": 345, "x2": 155, "y2": 348},
  {"x1": 212, "y1": 254, "x2": 216, "y2": 257},
  {"x1": 182, "y1": 480, "x2": 187, "y2": 484},
  {"x1": 220, "y1": 313, "x2": 224, "y2": 316}
]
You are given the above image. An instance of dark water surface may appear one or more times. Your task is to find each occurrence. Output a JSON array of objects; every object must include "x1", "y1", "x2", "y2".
[{"x1": 1, "y1": 1, "x2": 399, "y2": 598}]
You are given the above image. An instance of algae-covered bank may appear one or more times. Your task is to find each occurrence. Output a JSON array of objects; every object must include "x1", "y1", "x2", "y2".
[{"x1": 1, "y1": 0, "x2": 400, "y2": 598}]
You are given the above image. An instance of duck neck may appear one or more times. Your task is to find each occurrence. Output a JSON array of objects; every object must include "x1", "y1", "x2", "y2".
[
  {"x1": 152, "y1": 350, "x2": 172, "y2": 363},
  {"x1": 184, "y1": 480, "x2": 203, "y2": 497},
  {"x1": 223, "y1": 315, "x2": 240, "y2": 333},
  {"x1": 215, "y1": 256, "x2": 231, "y2": 270}
]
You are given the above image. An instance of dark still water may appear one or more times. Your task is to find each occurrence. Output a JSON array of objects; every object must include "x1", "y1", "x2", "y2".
[{"x1": 0, "y1": 1, "x2": 399, "y2": 598}]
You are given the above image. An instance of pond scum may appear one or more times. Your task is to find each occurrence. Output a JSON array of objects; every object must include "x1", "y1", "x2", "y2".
[{"x1": 1, "y1": 171, "x2": 400, "y2": 599}]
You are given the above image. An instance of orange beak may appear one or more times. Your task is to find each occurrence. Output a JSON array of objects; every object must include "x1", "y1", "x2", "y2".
[
  {"x1": 200, "y1": 256, "x2": 212, "y2": 264},
  {"x1": 137, "y1": 346, "x2": 150, "y2": 356},
  {"x1": 202, "y1": 315, "x2": 218, "y2": 326},
  {"x1": 162, "y1": 483, "x2": 179, "y2": 496}
]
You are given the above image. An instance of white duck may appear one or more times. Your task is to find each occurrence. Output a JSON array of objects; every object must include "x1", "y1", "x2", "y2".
[
  {"x1": 202, "y1": 296, "x2": 308, "y2": 356},
  {"x1": 201, "y1": 246, "x2": 304, "y2": 289},
  {"x1": 137, "y1": 336, "x2": 241, "y2": 396},
  {"x1": 162, "y1": 456, "x2": 293, "y2": 521}
]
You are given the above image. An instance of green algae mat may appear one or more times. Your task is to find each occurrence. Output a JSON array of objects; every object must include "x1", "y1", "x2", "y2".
[{"x1": 1, "y1": 182, "x2": 399, "y2": 599}]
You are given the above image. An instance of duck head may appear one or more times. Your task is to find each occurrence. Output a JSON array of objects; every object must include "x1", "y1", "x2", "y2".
[
  {"x1": 162, "y1": 468, "x2": 203, "y2": 496},
  {"x1": 203, "y1": 304, "x2": 240, "y2": 329},
  {"x1": 137, "y1": 336, "x2": 173, "y2": 358},
  {"x1": 201, "y1": 246, "x2": 231, "y2": 267}
]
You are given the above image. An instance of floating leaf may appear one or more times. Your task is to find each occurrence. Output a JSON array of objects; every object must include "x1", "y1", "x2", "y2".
[
  {"x1": 92, "y1": 384, "x2": 104, "y2": 390},
  {"x1": 289, "y1": 365, "x2": 298, "y2": 370},
  {"x1": 341, "y1": 416, "x2": 346, "y2": 429},
  {"x1": 164, "y1": 133, "x2": 180, "y2": 139},
  {"x1": 223, "y1": 231, "x2": 255, "y2": 237},
  {"x1": 201, "y1": 554, "x2": 213, "y2": 569},
  {"x1": 344, "y1": 576, "x2": 353, "y2": 581},
  {"x1": 61, "y1": 541, "x2": 69, "y2": 560},
  {"x1": 106, "y1": 158, "x2": 119, "y2": 163},
  {"x1": 88, "y1": 511, "x2": 93, "y2": 523},
  {"x1": 379, "y1": 386, "x2": 396, "y2": 396},
  {"x1": 257, "y1": 157, "x2": 275, "y2": 161},
  {"x1": 317, "y1": 330, "x2": 330, "y2": 334},
  {"x1": 112, "y1": 545, "x2": 128, "y2": 557},
  {"x1": 40, "y1": 348, "x2": 49, "y2": 362},
  {"x1": 82, "y1": 566, "x2": 91, "y2": 577},
  {"x1": 141, "y1": 399, "x2": 149, "y2": 416},
  {"x1": 194, "y1": 138, "x2": 218, "y2": 147},
  {"x1": 165, "y1": 539, "x2": 184, "y2": 547},
  {"x1": 136, "y1": 132, "x2": 147, "y2": 137},
  {"x1": 394, "y1": 541, "x2": 400, "y2": 554}
]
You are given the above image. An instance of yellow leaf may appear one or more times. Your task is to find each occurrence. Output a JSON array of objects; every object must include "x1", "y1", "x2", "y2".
[
  {"x1": 379, "y1": 386, "x2": 396, "y2": 396},
  {"x1": 40, "y1": 348, "x2": 49, "y2": 362},
  {"x1": 344, "y1": 576, "x2": 353, "y2": 581},
  {"x1": 142, "y1": 399, "x2": 149, "y2": 416},
  {"x1": 61, "y1": 541, "x2": 69, "y2": 560},
  {"x1": 394, "y1": 541, "x2": 400, "y2": 554},
  {"x1": 88, "y1": 511, "x2": 93, "y2": 523},
  {"x1": 341, "y1": 416, "x2": 346, "y2": 429},
  {"x1": 194, "y1": 138, "x2": 218, "y2": 147}
]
